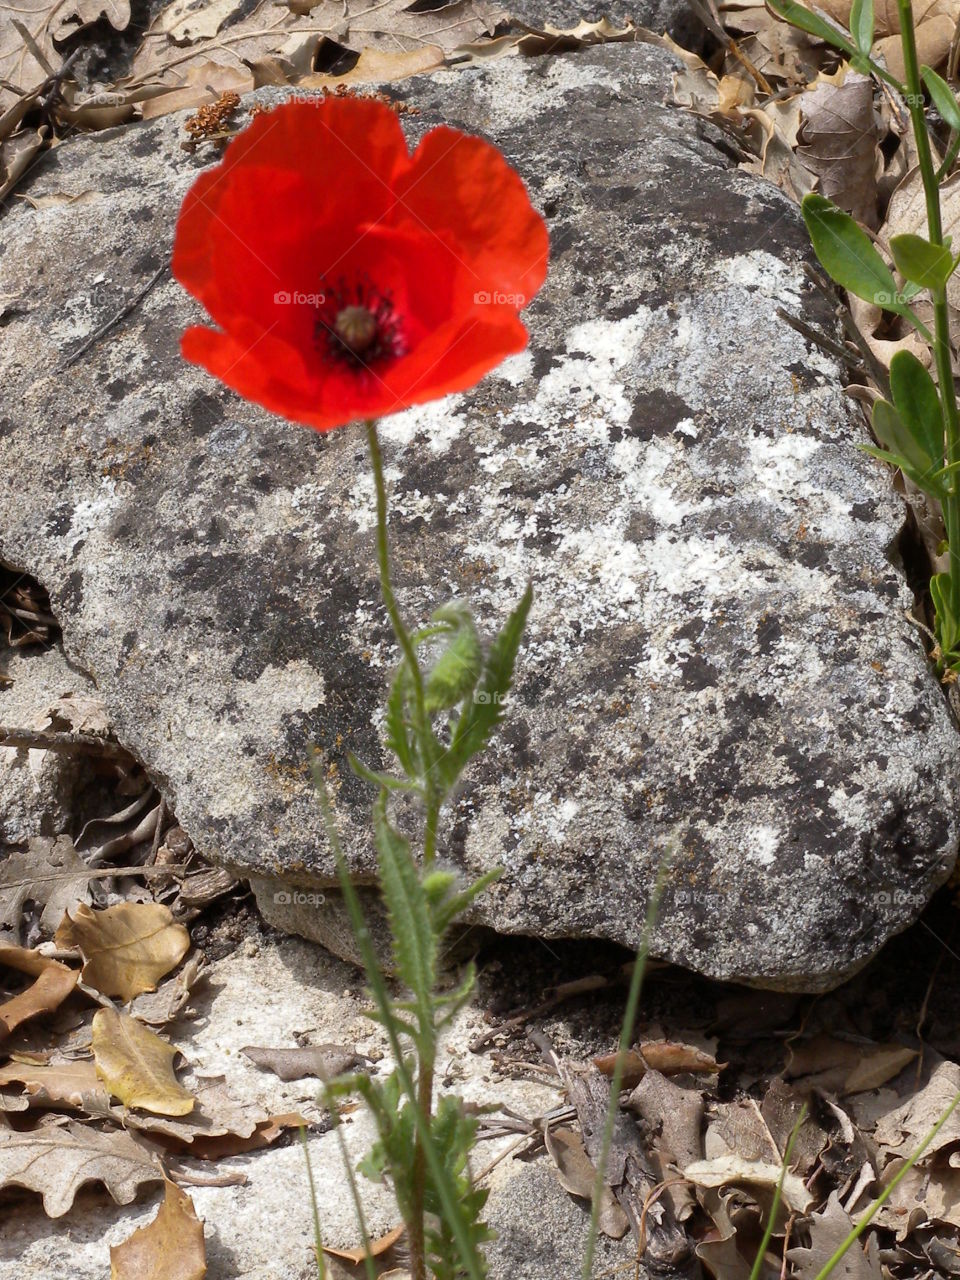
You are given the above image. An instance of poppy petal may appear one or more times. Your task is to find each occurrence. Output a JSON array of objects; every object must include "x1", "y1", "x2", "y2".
[{"x1": 393, "y1": 127, "x2": 549, "y2": 305}]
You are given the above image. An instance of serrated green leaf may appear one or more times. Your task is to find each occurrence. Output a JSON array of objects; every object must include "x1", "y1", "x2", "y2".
[
  {"x1": 348, "y1": 751, "x2": 421, "y2": 793},
  {"x1": 424, "y1": 605, "x2": 483, "y2": 715},
  {"x1": 431, "y1": 868, "x2": 504, "y2": 937},
  {"x1": 766, "y1": 0, "x2": 857, "y2": 55},
  {"x1": 801, "y1": 194, "x2": 904, "y2": 312},
  {"x1": 372, "y1": 790, "x2": 436, "y2": 1035},
  {"x1": 889, "y1": 350, "x2": 944, "y2": 469},
  {"x1": 922, "y1": 65, "x2": 960, "y2": 132},
  {"x1": 439, "y1": 585, "x2": 533, "y2": 790},
  {"x1": 850, "y1": 0, "x2": 873, "y2": 52},
  {"x1": 889, "y1": 233, "x2": 954, "y2": 291}
]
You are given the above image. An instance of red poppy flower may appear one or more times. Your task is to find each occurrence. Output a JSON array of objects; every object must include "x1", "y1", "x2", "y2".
[{"x1": 172, "y1": 96, "x2": 549, "y2": 432}]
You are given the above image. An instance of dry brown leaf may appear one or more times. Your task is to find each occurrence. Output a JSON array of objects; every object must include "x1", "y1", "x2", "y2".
[
  {"x1": 92, "y1": 1008, "x2": 195, "y2": 1117},
  {"x1": 110, "y1": 1177, "x2": 206, "y2": 1280},
  {"x1": 874, "y1": 1061, "x2": 960, "y2": 1163},
  {"x1": 684, "y1": 1153, "x2": 815, "y2": 1213},
  {"x1": 241, "y1": 1042, "x2": 363, "y2": 1082},
  {"x1": 723, "y1": 0, "x2": 825, "y2": 83},
  {"x1": 0, "y1": 1059, "x2": 108, "y2": 1109},
  {"x1": 0, "y1": 943, "x2": 78, "y2": 1038},
  {"x1": 798, "y1": 67, "x2": 881, "y2": 227},
  {"x1": 130, "y1": 953, "x2": 206, "y2": 1027},
  {"x1": 789, "y1": 1191, "x2": 883, "y2": 1277},
  {"x1": 323, "y1": 1224, "x2": 405, "y2": 1264},
  {"x1": 55, "y1": 901, "x2": 190, "y2": 1001},
  {"x1": 125, "y1": 0, "x2": 501, "y2": 100},
  {"x1": 876, "y1": 16, "x2": 955, "y2": 76},
  {"x1": 0, "y1": 834, "x2": 93, "y2": 936},
  {"x1": 90, "y1": 1074, "x2": 265, "y2": 1146},
  {"x1": 51, "y1": 0, "x2": 130, "y2": 40},
  {"x1": 786, "y1": 1035, "x2": 918, "y2": 1094},
  {"x1": 454, "y1": 14, "x2": 636, "y2": 68},
  {"x1": 0, "y1": 1118, "x2": 162, "y2": 1216},
  {"x1": 628, "y1": 1069, "x2": 704, "y2": 1221},
  {"x1": 181, "y1": 1111, "x2": 307, "y2": 1160},
  {"x1": 543, "y1": 1125, "x2": 629, "y2": 1239},
  {"x1": 593, "y1": 1040, "x2": 720, "y2": 1088},
  {"x1": 0, "y1": 0, "x2": 129, "y2": 111}
]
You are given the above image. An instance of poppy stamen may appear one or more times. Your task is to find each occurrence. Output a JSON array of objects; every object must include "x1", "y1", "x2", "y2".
[{"x1": 316, "y1": 276, "x2": 405, "y2": 370}]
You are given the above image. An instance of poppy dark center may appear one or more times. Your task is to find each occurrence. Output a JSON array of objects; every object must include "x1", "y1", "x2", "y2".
[{"x1": 315, "y1": 277, "x2": 405, "y2": 371}]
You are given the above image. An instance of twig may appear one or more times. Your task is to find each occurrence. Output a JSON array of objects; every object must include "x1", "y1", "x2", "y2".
[
  {"x1": 0, "y1": 726, "x2": 130, "y2": 758},
  {"x1": 0, "y1": 863, "x2": 190, "y2": 889},
  {"x1": 803, "y1": 264, "x2": 892, "y2": 397},
  {"x1": 61, "y1": 262, "x2": 169, "y2": 369},
  {"x1": 147, "y1": 795, "x2": 168, "y2": 865},
  {"x1": 468, "y1": 975, "x2": 610, "y2": 1052},
  {"x1": 776, "y1": 308, "x2": 860, "y2": 370}
]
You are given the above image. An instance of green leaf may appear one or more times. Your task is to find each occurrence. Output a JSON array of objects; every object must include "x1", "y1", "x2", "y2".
[
  {"x1": 932, "y1": 572, "x2": 960, "y2": 655},
  {"x1": 889, "y1": 233, "x2": 954, "y2": 291},
  {"x1": 889, "y1": 350, "x2": 944, "y2": 469},
  {"x1": 766, "y1": 0, "x2": 856, "y2": 56},
  {"x1": 871, "y1": 398, "x2": 934, "y2": 476},
  {"x1": 801, "y1": 194, "x2": 907, "y2": 313},
  {"x1": 424, "y1": 604, "x2": 483, "y2": 715},
  {"x1": 922, "y1": 65, "x2": 960, "y2": 132},
  {"x1": 850, "y1": 0, "x2": 874, "y2": 53},
  {"x1": 385, "y1": 662, "x2": 417, "y2": 777},
  {"x1": 371, "y1": 790, "x2": 436, "y2": 1035},
  {"x1": 439, "y1": 585, "x2": 533, "y2": 790},
  {"x1": 346, "y1": 752, "x2": 421, "y2": 793}
]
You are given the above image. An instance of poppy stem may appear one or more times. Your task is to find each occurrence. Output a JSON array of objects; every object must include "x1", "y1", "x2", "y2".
[{"x1": 364, "y1": 419, "x2": 439, "y2": 855}]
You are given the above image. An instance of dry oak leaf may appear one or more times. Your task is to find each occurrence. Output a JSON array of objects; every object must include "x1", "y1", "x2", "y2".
[
  {"x1": 0, "y1": 0, "x2": 130, "y2": 112},
  {"x1": 124, "y1": 0, "x2": 502, "y2": 101},
  {"x1": 873, "y1": 1060, "x2": 960, "y2": 1163},
  {"x1": 0, "y1": 1059, "x2": 108, "y2": 1109},
  {"x1": 92, "y1": 1008, "x2": 195, "y2": 1117},
  {"x1": 89, "y1": 1074, "x2": 265, "y2": 1146},
  {"x1": 0, "y1": 942, "x2": 78, "y2": 1038},
  {"x1": 56, "y1": 901, "x2": 190, "y2": 1001},
  {"x1": 0, "y1": 834, "x2": 93, "y2": 936},
  {"x1": 0, "y1": 1117, "x2": 163, "y2": 1216},
  {"x1": 788, "y1": 1191, "x2": 883, "y2": 1279},
  {"x1": 110, "y1": 1177, "x2": 206, "y2": 1280},
  {"x1": 683, "y1": 1154, "x2": 814, "y2": 1213},
  {"x1": 798, "y1": 67, "x2": 882, "y2": 228}
]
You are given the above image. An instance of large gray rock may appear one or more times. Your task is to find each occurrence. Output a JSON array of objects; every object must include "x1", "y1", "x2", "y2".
[{"x1": 1, "y1": 44, "x2": 958, "y2": 992}]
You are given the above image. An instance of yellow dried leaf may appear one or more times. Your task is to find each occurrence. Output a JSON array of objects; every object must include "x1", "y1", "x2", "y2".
[
  {"x1": 92, "y1": 1009, "x2": 195, "y2": 1117},
  {"x1": 110, "y1": 1178, "x2": 206, "y2": 1280},
  {"x1": 55, "y1": 902, "x2": 190, "y2": 1001}
]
